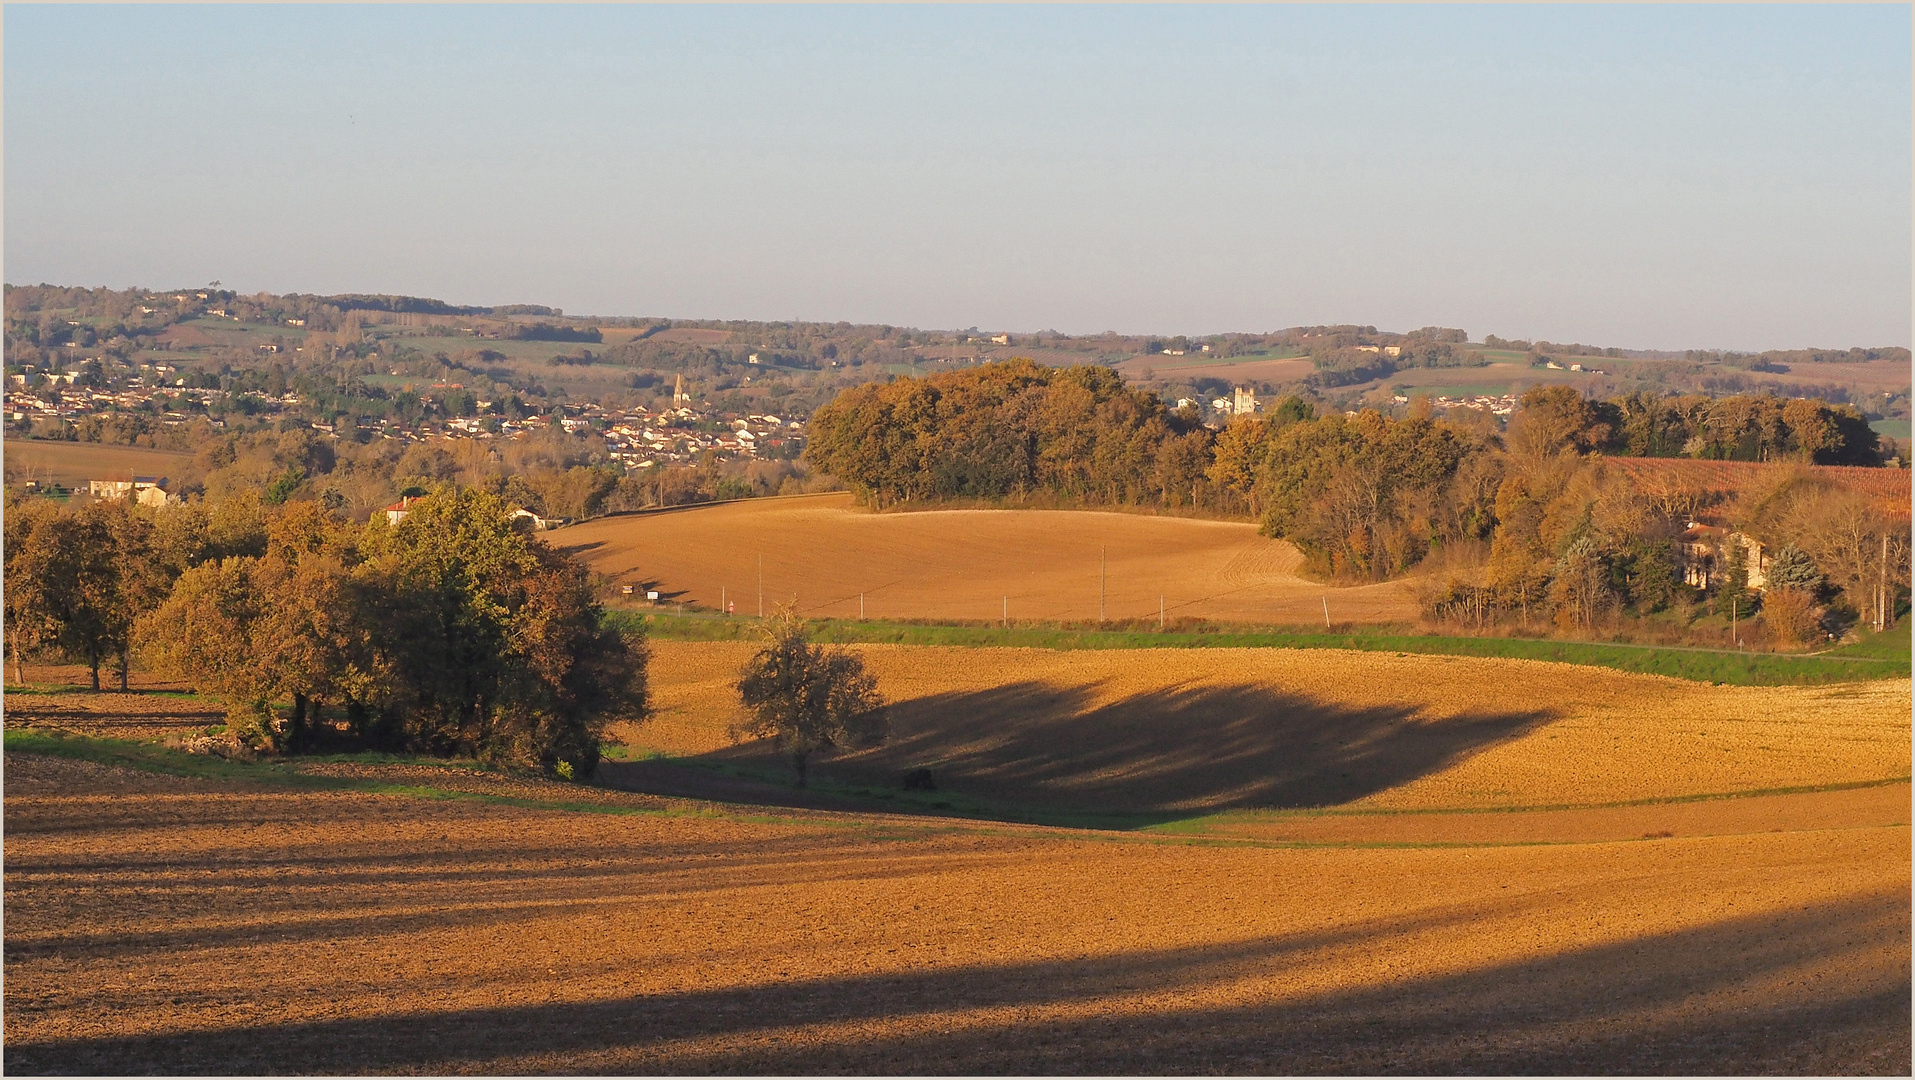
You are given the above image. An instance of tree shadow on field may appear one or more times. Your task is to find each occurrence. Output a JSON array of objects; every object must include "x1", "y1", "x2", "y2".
[
  {"x1": 603, "y1": 680, "x2": 1555, "y2": 824},
  {"x1": 6, "y1": 889, "x2": 1905, "y2": 1075}
]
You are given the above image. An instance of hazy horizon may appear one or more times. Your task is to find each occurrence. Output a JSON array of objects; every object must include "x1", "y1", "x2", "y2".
[{"x1": 7, "y1": 5, "x2": 1910, "y2": 352}]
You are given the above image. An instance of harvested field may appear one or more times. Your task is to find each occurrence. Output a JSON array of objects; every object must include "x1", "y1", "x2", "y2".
[
  {"x1": 559, "y1": 493, "x2": 1418, "y2": 625},
  {"x1": 3, "y1": 748, "x2": 1907, "y2": 1074},
  {"x1": 2, "y1": 439, "x2": 195, "y2": 486},
  {"x1": 612, "y1": 641, "x2": 1912, "y2": 816}
]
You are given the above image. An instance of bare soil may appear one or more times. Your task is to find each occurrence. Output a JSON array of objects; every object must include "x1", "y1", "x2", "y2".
[
  {"x1": 5, "y1": 673, "x2": 223, "y2": 741},
  {"x1": 558, "y1": 493, "x2": 1420, "y2": 625},
  {"x1": 3, "y1": 751, "x2": 1907, "y2": 1075},
  {"x1": 6, "y1": 644, "x2": 1907, "y2": 1074}
]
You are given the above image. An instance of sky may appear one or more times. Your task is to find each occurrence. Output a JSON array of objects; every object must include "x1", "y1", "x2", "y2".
[{"x1": 6, "y1": 4, "x2": 1910, "y2": 350}]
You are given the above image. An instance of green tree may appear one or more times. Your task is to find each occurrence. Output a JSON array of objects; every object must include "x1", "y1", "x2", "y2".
[
  {"x1": 1715, "y1": 535, "x2": 1756, "y2": 621},
  {"x1": 735, "y1": 609, "x2": 887, "y2": 787},
  {"x1": 370, "y1": 485, "x2": 649, "y2": 773},
  {"x1": 138, "y1": 556, "x2": 277, "y2": 738},
  {"x1": 1764, "y1": 543, "x2": 1824, "y2": 596}
]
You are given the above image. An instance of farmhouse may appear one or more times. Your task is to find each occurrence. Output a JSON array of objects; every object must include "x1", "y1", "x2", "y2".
[
  {"x1": 88, "y1": 476, "x2": 172, "y2": 507},
  {"x1": 1678, "y1": 523, "x2": 1769, "y2": 591},
  {"x1": 384, "y1": 495, "x2": 421, "y2": 525}
]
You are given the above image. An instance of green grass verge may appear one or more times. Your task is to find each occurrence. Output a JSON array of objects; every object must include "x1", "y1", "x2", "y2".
[
  {"x1": 618, "y1": 612, "x2": 1909, "y2": 687},
  {"x1": 1818, "y1": 625, "x2": 1912, "y2": 662}
]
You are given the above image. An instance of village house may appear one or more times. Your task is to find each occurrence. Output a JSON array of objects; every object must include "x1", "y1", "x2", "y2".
[
  {"x1": 89, "y1": 476, "x2": 172, "y2": 506},
  {"x1": 384, "y1": 494, "x2": 422, "y2": 526},
  {"x1": 1678, "y1": 522, "x2": 1770, "y2": 592}
]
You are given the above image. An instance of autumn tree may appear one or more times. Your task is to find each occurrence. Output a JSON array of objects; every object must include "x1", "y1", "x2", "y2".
[{"x1": 735, "y1": 609, "x2": 887, "y2": 787}]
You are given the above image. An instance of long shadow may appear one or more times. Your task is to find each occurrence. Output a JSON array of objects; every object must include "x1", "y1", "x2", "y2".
[
  {"x1": 6, "y1": 890, "x2": 1904, "y2": 1075},
  {"x1": 6, "y1": 822, "x2": 1019, "y2": 960},
  {"x1": 603, "y1": 681, "x2": 1554, "y2": 825}
]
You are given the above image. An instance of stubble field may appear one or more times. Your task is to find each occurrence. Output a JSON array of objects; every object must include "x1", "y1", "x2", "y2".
[
  {"x1": 1, "y1": 439, "x2": 196, "y2": 486},
  {"x1": 559, "y1": 493, "x2": 1419, "y2": 625},
  {"x1": 6, "y1": 639, "x2": 1909, "y2": 1074}
]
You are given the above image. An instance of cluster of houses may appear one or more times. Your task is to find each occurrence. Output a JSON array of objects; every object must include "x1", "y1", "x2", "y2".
[
  {"x1": 5, "y1": 363, "x2": 298, "y2": 433},
  {"x1": 1384, "y1": 392, "x2": 1522, "y2": 416},
  {"x1": 5, "y1": 362, "x2": 806, "y2": 472},
  {"x1": 1174, "y1": 386, "x2": 1259, "y2": 420},
  {"x1": 600, "y1": 408, "x2": 803, "y2": 469}
]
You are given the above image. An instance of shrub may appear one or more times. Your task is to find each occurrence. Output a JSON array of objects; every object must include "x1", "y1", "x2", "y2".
[{"x1": 1762, "y1": 587, "x2": 1820, "y2": 651}]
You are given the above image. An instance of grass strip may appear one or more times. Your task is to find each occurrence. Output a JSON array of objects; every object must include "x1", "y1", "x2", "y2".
[{"x1": 620, "y1": 612, "x2": 1908, "y2": 687}]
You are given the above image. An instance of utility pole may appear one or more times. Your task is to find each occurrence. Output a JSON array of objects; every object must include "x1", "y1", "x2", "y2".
[
  {"x1": 1099, "y1": 546, "x2": 1106, "y2": 623},
  {"x1": 757, "y1": 555, "x2": 764, "y2": 618},
  {"x1": 1003, "y1": 596, "x2": 1008, "y2": 628},
  {"x1": 1881, "y1": 533, "x2": 1891, "y2": 631},
  {"x1": 860, "y1": 592, "x2": 865, "y2": 620},
  {"x1": 1322, "y1": 596, "x2": 1331, "y2": 630},
  {"x1": 1159, "y1": 595, "x2": 1165, "y2": 631},
  {"x1": 721, "y1": 586, "x2": 726, "y2": 616}
]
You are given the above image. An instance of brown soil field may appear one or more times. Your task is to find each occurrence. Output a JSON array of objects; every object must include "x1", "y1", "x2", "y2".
[
  {"x1": 615, "y1": 642, "x2": 1911, "y2": 815},
  {"x1": 5, "y1": 644, "x2": 1908, "y2": 1072},
  {"x1": 1756, "y1": 360, "x2": 1913, "y2": 395},
  {"x1": 3, "y1": 748, "x2": 1907, "y2": 1074},
  {"x1": 559, "y1": 493, "x2": 1418, "y2": 625},
  {"x1": 2, "y1": 439, "x2": 196, "y2": 486}
]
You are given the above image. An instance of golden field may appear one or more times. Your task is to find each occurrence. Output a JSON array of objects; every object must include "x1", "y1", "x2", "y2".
[
  {"x1": 5, "y1": 643, "x2": 1908, "y2": 1072},
  {"x1": 558, "y1": 492, "x2": 1419, "y2": 625},
  {"x1": 618, "y1": 641, "x2": 1912, "y2": 814},
  {"x1": 2, "y1": 439, "x2": 195, "y2": 486}
]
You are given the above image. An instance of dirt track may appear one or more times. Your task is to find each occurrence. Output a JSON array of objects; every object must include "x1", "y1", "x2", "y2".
[
  {"x1": 557, "y1": 493, "x2": 1419, "y2": 625},
  {"x1": 3, "y1": 752, "x2": 1908, "y2": 1075}
]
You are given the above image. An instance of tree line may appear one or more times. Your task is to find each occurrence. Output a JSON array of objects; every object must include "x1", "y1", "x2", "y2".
[
  {"x1": 4, "y1": 487, "x2": 650, "y2": 773},
  {"x1": 805, "y1": 366, "x2": 1907, "y2": 642},
  {"x1": 805, "y1": 359, "x2": 1218, "y2": 509}
]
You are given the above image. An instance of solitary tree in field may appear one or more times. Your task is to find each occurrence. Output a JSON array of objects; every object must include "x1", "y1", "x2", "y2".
[{"x1": 735, "y1": 609, "x2": 887, "y2": 787}]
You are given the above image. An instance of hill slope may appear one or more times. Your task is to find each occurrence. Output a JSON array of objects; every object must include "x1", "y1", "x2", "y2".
[{"x1": 558, "y1": 493, "x2": 1417, "y2": 625}]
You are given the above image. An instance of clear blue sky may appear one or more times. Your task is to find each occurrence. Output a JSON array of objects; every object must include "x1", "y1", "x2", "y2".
[{"x1": 6, "y1": 4, "x2": 1909, "y2": 350}]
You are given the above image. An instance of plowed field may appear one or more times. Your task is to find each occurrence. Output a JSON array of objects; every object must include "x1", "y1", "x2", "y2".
[
  {"x1": 4, "y1": 752, "x2": 1908, "y2": 1074},
  {"x1": 558, "y1": 493, "x2": 1417, "y2": 625},
  {"x1": 5, "y1": 644, "x2": 1909, "y2": 1073}
]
